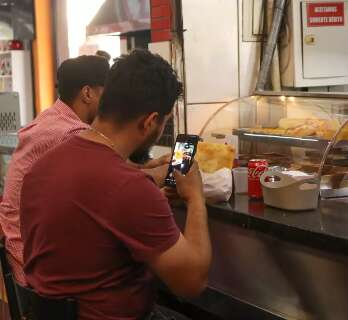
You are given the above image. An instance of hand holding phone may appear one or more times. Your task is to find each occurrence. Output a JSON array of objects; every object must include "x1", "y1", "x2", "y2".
[
  {"x1": 174, "y1": 161, "x2": 204, "y2": 202},
  {"x1": 165, "y1": 134, "x2": 199, "y2": 187}
]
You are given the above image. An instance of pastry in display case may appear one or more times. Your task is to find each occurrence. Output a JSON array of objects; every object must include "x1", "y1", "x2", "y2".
[
  {"x1": 195, "y1": 142, "x2": 235, "y2": 173},
  {"x1": 198, "y1": 92, "x2": 348, "y2": 203}
]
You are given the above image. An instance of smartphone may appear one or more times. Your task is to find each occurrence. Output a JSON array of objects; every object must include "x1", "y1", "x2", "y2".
[{"x1": 165, "y1": 134, "x2": 200, "y2": 187}]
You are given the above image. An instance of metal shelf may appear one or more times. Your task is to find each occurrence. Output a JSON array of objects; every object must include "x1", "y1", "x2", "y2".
[{"x1": 233, "y1": 129, "x2": 330, "y2": 149}]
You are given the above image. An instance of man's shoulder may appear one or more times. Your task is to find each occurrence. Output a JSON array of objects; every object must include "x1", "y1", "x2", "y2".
[
  {"x1": 20, "y1": 103, "x2": 59, "y2": 128},
  {"x1": 18, "y1": 110, "x2": 85, "y2": 145}
]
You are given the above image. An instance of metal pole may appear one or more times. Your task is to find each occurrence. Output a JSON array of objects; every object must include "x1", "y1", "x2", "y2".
[{"x1": 256, "y1": 0, "x2": 286, "y2": 91}]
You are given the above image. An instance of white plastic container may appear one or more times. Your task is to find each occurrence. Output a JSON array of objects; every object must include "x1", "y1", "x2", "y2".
[
  {"x1": 260, "y1": 170, "x2": 320, "y2": 211},
  {"x1": 232, "y1": 167, "x2": 248, "y2": 194}
]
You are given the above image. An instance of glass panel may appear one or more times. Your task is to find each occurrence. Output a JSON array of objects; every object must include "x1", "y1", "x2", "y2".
[{"x1": 200, "y1": 94, "x2": 348, "y2": 189}]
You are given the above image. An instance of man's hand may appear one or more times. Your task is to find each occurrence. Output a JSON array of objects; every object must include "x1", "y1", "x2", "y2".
[
  {"x1": 174, "y1": 162, "x2": 204, "y2": 203},
  {"x1": 161, "y1": 187, "x2": 179, "y2": 200},
  {"x1": 142, "y1": 164, "x2": 169, "y2": 187},
  {"x1": 144, "y1": 154, "x2": 171, "y2": 169}
]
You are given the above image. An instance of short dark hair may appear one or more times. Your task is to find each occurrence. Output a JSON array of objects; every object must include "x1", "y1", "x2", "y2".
[
  {"x1": 96, "y1": 50, "x2": 111, "y2": 61},
  {"x1": 57, "y1": 55, "x2": 110, "y2": 104},
  {"x1": 98, "y1": 49, "x2": 183, "y2": 123}
]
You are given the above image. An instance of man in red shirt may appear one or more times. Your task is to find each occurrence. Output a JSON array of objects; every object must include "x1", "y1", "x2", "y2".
[{"x1": 20, "y1": 50, "x2": 211, "y2": 320}]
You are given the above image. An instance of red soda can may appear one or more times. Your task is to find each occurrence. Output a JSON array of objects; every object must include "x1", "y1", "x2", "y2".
[{"x1": 248, "y1": 159, "x2": 268, "y2": 199}]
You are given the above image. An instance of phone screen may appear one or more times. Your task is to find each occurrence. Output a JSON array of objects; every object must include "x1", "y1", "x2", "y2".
[{"x1": 165, "y1": 135, "x2": 198, "y2": 187}]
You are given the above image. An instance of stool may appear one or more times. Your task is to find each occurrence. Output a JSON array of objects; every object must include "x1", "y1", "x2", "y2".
[
  {"x1": 0, "y1": 236, "x2": 21, "y2": 320},
  {"x1": 19, "y1": 286, "x2": 77, "y2": 320}
]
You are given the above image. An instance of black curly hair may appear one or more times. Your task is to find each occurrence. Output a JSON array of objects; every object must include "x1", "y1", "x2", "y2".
[{"x1": 98, "y1": 49, "x2": 183, "y2": 123}]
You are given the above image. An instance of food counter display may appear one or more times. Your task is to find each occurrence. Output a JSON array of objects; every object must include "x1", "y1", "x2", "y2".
[
  {"x1": 159, "y1": 93, "x2": 348, "y2": 320},
  {"x1": 199, "y1": 92, "x2": 348, "y2": 201}
]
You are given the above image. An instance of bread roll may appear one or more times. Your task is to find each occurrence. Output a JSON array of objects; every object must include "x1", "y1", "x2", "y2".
[
  {"x1": 279, "y1": 118, "x2": 340, "y2": 138},
  {"x1": 249, "y1": 118, "x2": 340, "y2": 139},
  {"x1": 279, "y1": 118, "x2": 307, "y2": 130},
  {"x1": 250, "y1": 128, "x2": 286, "y2": 135},
  {"x1": 316, "y1": 130, "x2": 336, "y2": 140},
  {"x1": 287, "y1": 125, "x2": 316, "y2": 137}
]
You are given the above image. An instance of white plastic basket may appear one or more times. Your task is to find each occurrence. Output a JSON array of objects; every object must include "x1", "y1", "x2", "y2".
[{"x1": 260, "y1": 170, "x2": 320, "y2": 211}]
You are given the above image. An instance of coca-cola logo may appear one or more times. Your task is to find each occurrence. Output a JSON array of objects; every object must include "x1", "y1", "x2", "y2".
[{"x1": 249, "y1": 166, "x2": 267, "y2": 180}]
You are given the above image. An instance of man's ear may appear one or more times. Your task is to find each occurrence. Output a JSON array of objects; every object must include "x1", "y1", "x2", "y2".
[
  {"x1": 80, "y1": 85, "x2": 92, "y2": 104},
  {"x1": 138, "y1": 112, "x2": 160, "y2": 134}
]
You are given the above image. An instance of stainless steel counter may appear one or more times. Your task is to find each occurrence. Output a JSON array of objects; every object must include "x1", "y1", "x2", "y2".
[{"x1": 170, "y1": 197, "x2": 348, "y2": 320}]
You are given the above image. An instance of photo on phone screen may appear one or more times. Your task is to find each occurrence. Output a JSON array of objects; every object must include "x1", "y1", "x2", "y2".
[{"x1": 165, "y1": 135, "x2": 199, "y2": 187}]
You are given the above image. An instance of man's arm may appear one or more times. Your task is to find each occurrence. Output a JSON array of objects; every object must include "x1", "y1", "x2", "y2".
[
  {"x1": 128, "y1": 154, "x2": 171, "y2": 187},
  {"x1": 128, "y1": 154, "x2": 170, "y2": 169},
  {"x1": 141, "y1": 164, "x2": 168, "y2": 187},
  {"x1": 143, "y1": 154, "x2": 171, "y2": 169},
  {"x1": 148, "y1": 162, "x2": 212, "y2": 298}
]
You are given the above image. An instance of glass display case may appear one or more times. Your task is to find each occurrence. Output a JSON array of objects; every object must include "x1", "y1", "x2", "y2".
[{"x1": 199, "y1": 92, "x2": 348, "y2": 198}]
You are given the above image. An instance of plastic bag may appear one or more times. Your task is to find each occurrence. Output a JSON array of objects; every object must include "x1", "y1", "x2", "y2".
[{"x1": 201, "y1": 168, "x2": 232, "y2": 203}]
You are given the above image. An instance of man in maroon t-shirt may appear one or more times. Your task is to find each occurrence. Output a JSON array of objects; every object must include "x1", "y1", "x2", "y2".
[{"x1": 20, "y1": 50, "x2": 211, "y2": 320}]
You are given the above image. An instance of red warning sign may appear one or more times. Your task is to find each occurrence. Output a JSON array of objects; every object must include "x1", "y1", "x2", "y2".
[{"x1": 307, "y1": 2, "x2": 345, "y2": 27}]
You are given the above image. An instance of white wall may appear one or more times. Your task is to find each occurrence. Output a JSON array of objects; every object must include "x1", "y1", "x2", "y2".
[
  {"x1": 182, "y1": 0, "x2": 239, "y2": 104},
  {"x1": 182, "y1": 0, "x2": 261, "y2": 136}
]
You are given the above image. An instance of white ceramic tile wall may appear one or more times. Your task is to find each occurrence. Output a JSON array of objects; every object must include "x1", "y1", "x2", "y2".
[
  {"x1": 148, "y1": 1, "x2": 261, "y2": 141},
  {"x1": 186, "y1": 103, "x2": 225, "y2": 135},
  {"x1": 181, "y1": 1, "x2": 261, "y2": 136},
  {"x1": 182, "y1": 0, "x2": 239, "y2": 103},
  {"x1": 187, "y1": 102, "x2": 240, "y2": 136},
  {"x1": 148, "y1": 41, "x2": 171, "y2": 63}
]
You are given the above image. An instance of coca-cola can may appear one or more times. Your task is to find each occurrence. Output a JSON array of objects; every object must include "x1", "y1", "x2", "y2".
[{"x1": 248, "y1": 159, "x2": 268, "y2": 199}]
